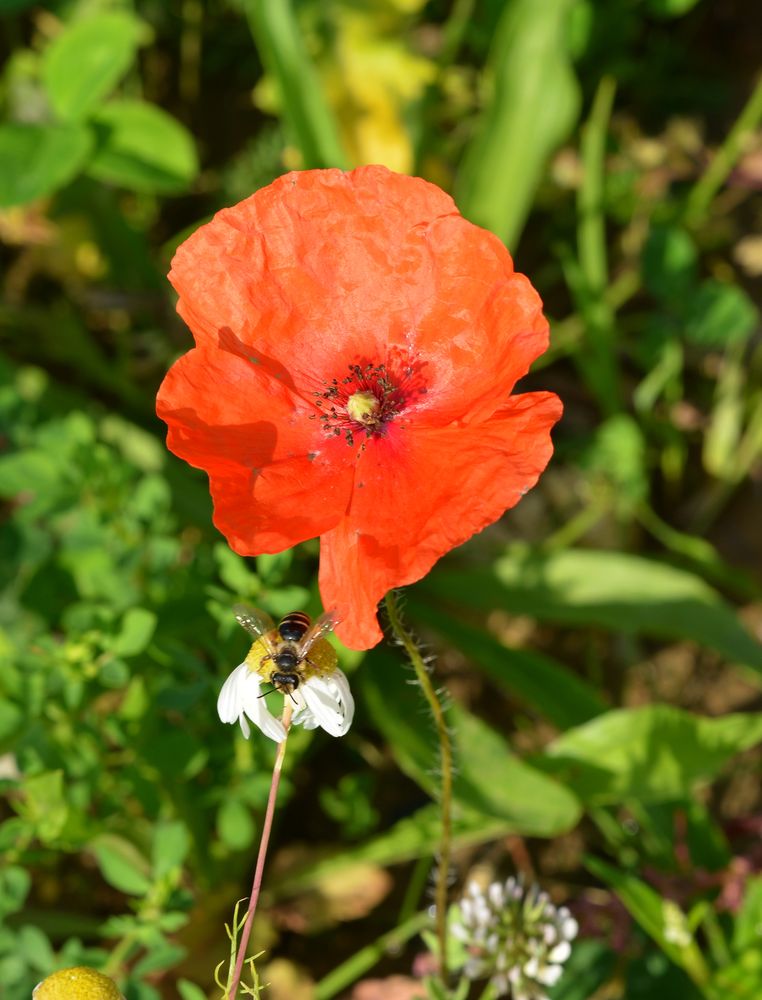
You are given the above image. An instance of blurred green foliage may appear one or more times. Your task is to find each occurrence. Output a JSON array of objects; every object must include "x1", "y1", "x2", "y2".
[{"x1": 1, "y1": 0, "x2": 762, "y2": 998}]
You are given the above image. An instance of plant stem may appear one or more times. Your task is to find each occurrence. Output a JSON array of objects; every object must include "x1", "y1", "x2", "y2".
[
  {"x1": 227, "y1": 702, "x2": 293, "y2": 999},
  {"x1": 685, "y1": 75, "x2": 762, "y2": 225},
  {"x1": 315, "y1": 910, "x2": 432, "y2": 1000},
  {"x1": 576, "y1": 74, "x2": 622, "y2": 415},
  {"x1": 384, "y1": 591, "x2": 453, "y2": 985}
]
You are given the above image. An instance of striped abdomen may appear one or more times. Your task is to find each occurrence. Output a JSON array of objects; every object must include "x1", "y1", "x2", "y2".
[{"x1": 278, "y1": 611, "x2": 311, "y2": 642}]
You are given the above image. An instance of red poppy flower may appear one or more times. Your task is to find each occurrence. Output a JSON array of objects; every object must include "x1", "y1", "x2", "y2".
[{"x1": 157, "y1": 166, "x2": 561, "y2": 650}]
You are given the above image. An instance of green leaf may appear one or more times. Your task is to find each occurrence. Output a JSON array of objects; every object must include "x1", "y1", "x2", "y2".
[
  {"x1": 734, "y1": 876, "x2": 762, "y2": 953},
  {"x1": 273, "y1": 803, "x2": 514, "y2": 898},
  {"x1": 586, "y1": 856, "x2": 711, "y2": 985},
  {"x1": 451, "y1": 705, "x2": 582, "y2": 835},
  {"x1": 456, "y1": 0, "x2": 580, "y2": 248},
  {"x1": 217, "y1": 798, "x2": 256, "y2": 851},
  {"x1": 177, "y1": 981, "x2": 208, "y2": 1000},
  {"x1": 0, "y1": 123, "x2": 92, "y2": 207},
  {"x1": 42, "y1": 12, "x2": 143, "y2": 122},
  {"x1": 243, "y1": 0, "x2": 348, "y2": 169},
  {"x1": 584, "y1": 414, "x2": 648, "y2": 513},
  {"x1": 112, "y1": 608, "x2": 157, "y2": 657},
  {"x1": 86, "y1": 100, "x2": 199, "y2": 194},
  {"x1": 18, "y1": 771, "x2": 68, "y2": 843},
  {"x1": 0, "y1": 866, "x2": 31, "y2": 919},
  {"x1": 152, "y1": 820, "x2": 191, "y2": 878},
  {"x1": 548, "y1": 939, "x2": 615, "y2": 999},
  {"x1": 91, "y1": 833, "x2": 152, "y2": 896},
  {"x1": 543, "y1": 705, "x2": 762, "y2": 804},
  {"x1": 0, "y1": 698, "x2": 23, "y2": 742},
  {"x1": 360, "y1": 651, "x2": 581, "y2": 836},
  {"x1": 643, "y1": 224, "x2": 698, "y2": 302},
  {"x1": 424, "y1": 546, "x2": 762, "y2": 676},
  {"x1": 409, "y1": 600, "x2": 605, "y2": 729},
  {"x1": 684, "y1": 280, "x2": 758, "y2": 348}
]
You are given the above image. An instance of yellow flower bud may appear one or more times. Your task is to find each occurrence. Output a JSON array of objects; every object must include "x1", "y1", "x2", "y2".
[{"x1": 34, "y1": 967, "x2": 123, "y2": 1000}]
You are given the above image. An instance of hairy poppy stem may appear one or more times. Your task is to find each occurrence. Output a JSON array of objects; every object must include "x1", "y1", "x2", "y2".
[
  {"x1": 384, "y1": 591, "x2": 453, "y2": 984},
  {"x1": 227, "y1": 702, "x2": 293, "y2": 999}
]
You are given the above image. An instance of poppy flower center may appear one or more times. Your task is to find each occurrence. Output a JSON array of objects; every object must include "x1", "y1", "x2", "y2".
[{"x1": 312, "y1": 362, "x2": 409, "y2": 446}]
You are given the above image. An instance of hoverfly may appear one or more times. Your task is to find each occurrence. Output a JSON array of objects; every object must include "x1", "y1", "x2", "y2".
[{"x1": 233, "y1": 604, "x2": 339, "y2": 697}]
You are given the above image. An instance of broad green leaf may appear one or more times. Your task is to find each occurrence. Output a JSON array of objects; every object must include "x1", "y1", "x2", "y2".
[
  {"x1": 684, "y1": 280, "x2": 758, "y2": 348},
  {"x1": 409, "y1": 599, "x2": 606, "y2": 729},
  {"x1": 643, "y1": 224, "x2": 697, "y2": 302},
  {"x1": 87, "y1": 100, "x2": 199, "y2": 194},
  {"x1": 42, "y1": 12, "x2": 143, "y2": 122},
  {"x1": 424, "y1": 546, "x2": 762, "y2": 676},
  {"x1": 584, "y1": 413, "x2": 648, "y2": 513},
  {"x1": 112, "y1": 608, "x2": 157, "y2": 657},
  {"x1": 586, "y1": 856, "x2": 711, "y2": 985},
  {"x1": 272, "y1": 803, "x2": 514, "y2": 898},
  {"x1": 91, "y1": 833, "x2": 152, "y2": 896},
  {"x1": 456, "y1": 0, "x2": 580, "y2": 248},
  {"x1": 451, "y1": 705, "x2": 581, "y2": 835},
  {"x1": 360, "y1": 652, "x2": 581, "y2": 835},
  {"x1": 543, "y1": 705, "x2": 762, "y2": 804},
  {"x1": 0, "y1": 123, "x2": 92, "y2": 207},
  {"x1": 152, "y1": 820, "x2": 191, "y2": 878}
]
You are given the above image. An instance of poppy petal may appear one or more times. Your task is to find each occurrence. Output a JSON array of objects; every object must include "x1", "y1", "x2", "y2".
[
  {"x1": 387, "y1": 215, "x2": 549, "y2": 426},
  {"x1": 157, "y1": 347, "x2": 356, "y2": 552},
  {"x1": 168, "y1": 165, "x2": 458, "y2": 391},
  {"x1": 321, "y1": 391, "x2": 562, "y2": 649}
]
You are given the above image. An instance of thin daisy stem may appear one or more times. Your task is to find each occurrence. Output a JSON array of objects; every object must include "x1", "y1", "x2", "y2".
[
  {"x1": 384, "y1": 591, "x2": 453, "y2": 984},
  {"x1": 227, "y1": 702, "x2": 293, "y2": 999}
]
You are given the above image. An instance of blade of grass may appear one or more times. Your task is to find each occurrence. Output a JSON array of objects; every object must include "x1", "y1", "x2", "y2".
[
  {"x1": 243, "y1": 0, "x2": 348, "y2": 169},
  {"x1": 573, "y1": 75, "x2": 622, "y2": 415},
  {"x1": 455, "y1": 0, "x2": 580, "y2": 250},
  {"x1": 314, "y1": 910, "x2": 431, "y2": 1000},
  {"x1": 684, "y1": 75, "x2": 762, "y2": 226}
]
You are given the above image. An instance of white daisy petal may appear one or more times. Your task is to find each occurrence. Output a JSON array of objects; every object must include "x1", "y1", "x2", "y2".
[
  {"x1": 240, "y1": 673, "x2": 286, "y2": 742},
  {"x1": 238, "y1": 712, "x2": 251, "y2": 739},
  {"x1": 217, "y1": 663, "x2": 249, "y2": 724},
  {"x1": 329, "y1": 668, "x2": 355, "y2": 731},
  {"x1": 301, "y1": 675, "x2": 348, "y2": 737}
]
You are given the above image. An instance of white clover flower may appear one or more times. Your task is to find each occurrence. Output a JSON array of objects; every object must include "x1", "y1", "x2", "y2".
[
  {"x1": 451, "y1": 877, "x2": 578, "y2": 999},
  {"x1": 217, "y1": 661, "x2": 354, "y2": 742}
]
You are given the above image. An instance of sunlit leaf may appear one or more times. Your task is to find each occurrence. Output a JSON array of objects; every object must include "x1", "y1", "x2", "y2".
[
  {"x1": 42, "y1": 11, "x2": 143, "y2": 122},
  {"x1": 91, "y1": 834, "x2": 152, "y2": 896},
  {"x1": 86, "y1": 100, "x2": 199, "y2": 193},
  {"x1": 409, "y1": 600, "x2": 606, "y2": 729},
  {"x1": 543, "y1": 705, "x2": 762, "y2": 804},
  {"x1": 360, "y1": 650, "x2": 581, "y2": 835},
  {"x1": 424, "y1": 546, "x2": 762, "y2": 676},
  {"x1": 586, "y1": 856, "x2": 711, "y2": 985},
  {"x1": 0, "y1": 123, "x2": 92, "y2": 207}
]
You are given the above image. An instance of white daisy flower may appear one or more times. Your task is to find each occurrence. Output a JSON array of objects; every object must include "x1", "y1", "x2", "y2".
[{"x1": 217, "y1": 661, "x2": 354, "y2": 742}]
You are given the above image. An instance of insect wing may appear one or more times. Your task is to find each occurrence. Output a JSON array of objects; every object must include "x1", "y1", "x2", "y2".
[
  {"x1": 298, "y1": 608, "x2": 340, "y2": 657},
  {"x1": 232, "y1": 604, "x2": 276, "y2": 647}
]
